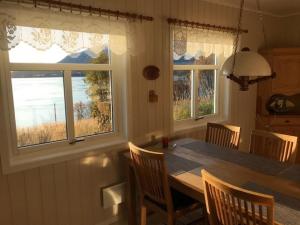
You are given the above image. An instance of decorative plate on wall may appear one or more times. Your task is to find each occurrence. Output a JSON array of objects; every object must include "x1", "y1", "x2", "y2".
[
  {"x1": 143, "y1": 65, "x2": 160, "y2": 80},
  {"x1": 266, "y1": 94, "x2": 300, "y2": 115}
]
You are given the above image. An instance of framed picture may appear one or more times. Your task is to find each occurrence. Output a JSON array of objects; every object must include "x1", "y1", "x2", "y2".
[{"x1": 266, "y1": 94, "x2": 300, "y2": 115}]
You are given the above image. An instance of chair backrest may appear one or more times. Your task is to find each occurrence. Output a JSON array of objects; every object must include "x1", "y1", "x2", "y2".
[
  {"x1": 206, "y1": 123, "x2": 241, "y2": 149},
  {"x1": 128, "y1": 142, "x2": 173, "y2": 210},
  {"x1": 250, "y1": 130, "x2": 298, "y2": 163},
  {"x1": 202, "y1": 170, "x2": 275, "y2": 225}
]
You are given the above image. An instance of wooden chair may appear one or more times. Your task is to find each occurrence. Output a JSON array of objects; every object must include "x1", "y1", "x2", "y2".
[
  {"x1": 206, "y1": 123, "x2": 241, "y2": 149},
  {"x1": 129, "y1": 142, "x2": 202, "y2": 225},
  {"x1": 201, "y1": 169, "x2": 281, "y2": 225},
  {"x1": 250, "y1": 130, "x2": 298, "y2": 163}
]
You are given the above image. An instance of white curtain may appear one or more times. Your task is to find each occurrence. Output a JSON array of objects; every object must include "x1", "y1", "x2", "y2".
[
  {"x1": 172, "y1": 25, "x2": 234, "y2": 60},
  {"x1": 0, "y1": 2, "x2": 144, "y2": 55}
]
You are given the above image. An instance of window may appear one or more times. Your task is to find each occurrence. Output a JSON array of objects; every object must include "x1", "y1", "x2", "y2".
[
  {"x1": 1, "y1": 26, "x2": 127, "y2": 159},
  {"x1": 11, "y1": 70, "x2": 68, "y2": 147},
  {"x1": 171, "y1": 27, "x2": 234, "y2": 129},
  {"x1": 173, "y1": 61, "x2": 218, "y2": 121}
]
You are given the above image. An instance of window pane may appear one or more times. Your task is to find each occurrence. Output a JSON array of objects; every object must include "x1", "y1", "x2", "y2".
[
  {"x1": 173, "y1": 53, "x2": 216, "y2": 65},
  {"x1": 72, "y1": 70, "x2": 113, "y2": 137},
  {"x1": 196, "y1": 70, "x2": 215, "y2": 117},
  {"x1": 11, "y1": 71, "x2": 67, "y2": 147},
  {"x1": 8, "y1": 26, "x2": 110, "y2": 64},
  {"x1": 173, "y1": 70, "x2": 192, "y2": 121}
]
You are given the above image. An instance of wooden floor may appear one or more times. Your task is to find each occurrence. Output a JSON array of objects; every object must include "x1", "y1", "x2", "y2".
[
  {"x1": 112, "y1": 214, "x2": 202, "y2": 225},
  {"x1": 114, "y1": 214, "x2": 165, "y2": 225},
  {"x1": 117, "y1": 209, "x2": 205, "y2": 225}
]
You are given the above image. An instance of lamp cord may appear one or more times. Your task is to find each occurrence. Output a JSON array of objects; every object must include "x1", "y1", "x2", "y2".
[
  {"x1": 231, "y1": 0, "x2": 245, "y2": 75},
  {"x1": 256, "y1": 0, "x2": 268, "y2": 48}
]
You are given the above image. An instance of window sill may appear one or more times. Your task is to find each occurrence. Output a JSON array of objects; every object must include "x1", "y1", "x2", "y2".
[
  {"x1": 2, "y1": 135, "x2": 128, "y2": 174},
  {"x1": 173, "y1": 115, "x2": 228, "y2": 136}
]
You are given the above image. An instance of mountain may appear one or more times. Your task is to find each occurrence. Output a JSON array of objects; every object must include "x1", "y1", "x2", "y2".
[
  {"x1": 174, "y1": 56, "x2": 195, "y2": 65},
  {"x1": 12, "y1": 48, "x2": 109, "y2": 78},
  {"x1": 59, "y1": 47, "x2": 109, "y2": 64},
  {"x1": 59, "y1": 49, "x2": 97, "y2": 64}
]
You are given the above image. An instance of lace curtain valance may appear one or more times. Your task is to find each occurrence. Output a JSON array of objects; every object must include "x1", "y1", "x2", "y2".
[
  {"x1": 0, "y1": 3, "x2": 143, "y2": 55},
  {"x1": 172, "y1": 26, "x2": 235, "y2": 60}
]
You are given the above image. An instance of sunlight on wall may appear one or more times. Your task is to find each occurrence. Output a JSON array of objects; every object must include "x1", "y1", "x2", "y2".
[
  {"x1": 81, "y1": 155, "x2": 112, "y2": 167},
  {"x1": 112, "y1": 204, "x2": 119, "y2": 216},
  {"x1": 101, "y1": 157, "x2": 111, "y2": 168},
  {"x1": 81, "y1": 156, "x2": 97, "y2": 165},
  {"x1": 107, "y1": 189, "x2": 121, "y2": 215}
]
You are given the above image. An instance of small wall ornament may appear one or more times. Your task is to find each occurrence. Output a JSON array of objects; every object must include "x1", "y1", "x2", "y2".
[{"x1": 143, "y1": 65, "x2": 160, "y2": 80}]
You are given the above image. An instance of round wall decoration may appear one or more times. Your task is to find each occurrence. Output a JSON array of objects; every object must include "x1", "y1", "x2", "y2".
[{"x1": 143, "y1": 65, "x2": 160, "y2": 80}]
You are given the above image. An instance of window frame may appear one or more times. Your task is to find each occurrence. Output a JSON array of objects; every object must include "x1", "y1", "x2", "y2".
[
  {"x1": 172, "y1": 54, "x2": 229, "y2": 132},
  {"x1": 0, "y1": 42, "x2": 128, "y2": 173}
]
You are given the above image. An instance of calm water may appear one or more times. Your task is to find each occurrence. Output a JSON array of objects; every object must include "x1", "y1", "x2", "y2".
[{"x1": 12, "y1": 77, "x2": 90, "y2": 128}]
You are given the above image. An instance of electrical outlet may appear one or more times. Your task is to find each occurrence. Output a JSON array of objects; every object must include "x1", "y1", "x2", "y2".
[{"x1": 101, "y1": 182, "x2": 126, "y2": 208}]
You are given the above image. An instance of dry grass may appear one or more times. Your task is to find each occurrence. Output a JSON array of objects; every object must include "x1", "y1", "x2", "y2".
[
  {"x1": 74, "y1": 118, "x2": 112, "y2": 137},
  {"x1": 174, "y1": 99, "x2": 191, "y2": 120},
  {"x1": 17, "y1": 118, "x2": 112, "y2": 147},
  {"x1": 173, "y1": 98, "x2": 214, "y2": 121}
]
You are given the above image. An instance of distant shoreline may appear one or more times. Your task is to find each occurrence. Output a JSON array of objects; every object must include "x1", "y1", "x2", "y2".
[{"x1": 12, "y1": 73, "x2": 85, "y2": 78}]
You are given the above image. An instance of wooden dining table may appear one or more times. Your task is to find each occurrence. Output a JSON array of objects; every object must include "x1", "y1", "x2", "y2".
[{"x1": 123, "y1": 138, "x2": 300, "y2": 225}]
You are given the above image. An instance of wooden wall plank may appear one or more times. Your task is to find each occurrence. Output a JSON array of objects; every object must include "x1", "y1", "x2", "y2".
[
  {"x1": 24, "y1": 168, "x2": 44, "y2": 225},
  {"x1": 146, "y1": 0, "x2": 155, "y2": 134},
  {"x1": 40, "y1": 165, "x2": 58, "y2": 225},
  {"x1": 7, "y1": 171, "x2": 29, "y2": 225},
  {"x1": 79, "y1": 157, "x2": 94, "y2": 225},
  {"x1": 0, "y1": 160, "x2": 13, "y2": 225},
  {"x1": 54, "y1": 162, "x2": 70, "y2": 225},
  {"x1": 91, "y1": 156, "x2": 103, "y2": 224},
  {"x1": 67, "y1": 159, "x2": 83, "y2": 225}
]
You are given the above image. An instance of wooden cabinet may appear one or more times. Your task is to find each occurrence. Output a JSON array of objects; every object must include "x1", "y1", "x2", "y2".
[
  {"x1": 272, "y1": 55, "x2": 300, "y2": 93},
  {"x1": 256, "y1": 48, "x2": 300, "y2": 163}
]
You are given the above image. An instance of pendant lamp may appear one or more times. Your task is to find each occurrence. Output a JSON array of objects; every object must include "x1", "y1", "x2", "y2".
[{"x1": 221, "y1": 0, "x2": 276, "y2": 91}]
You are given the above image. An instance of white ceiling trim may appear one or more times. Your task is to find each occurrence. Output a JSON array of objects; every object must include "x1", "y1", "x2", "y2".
[{"x1": 202, "y1": 0, "x2": 300, "y2": 18}]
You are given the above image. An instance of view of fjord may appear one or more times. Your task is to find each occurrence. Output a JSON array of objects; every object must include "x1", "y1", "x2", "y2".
[{"x1": 11, "y1": 49, "x2": 101, "y2": 128}]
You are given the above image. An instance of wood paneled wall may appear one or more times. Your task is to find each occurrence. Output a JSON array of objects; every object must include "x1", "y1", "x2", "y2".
[
  {"x1": 0, "y1": 0, "x2": 281, "y2": 225},
  {"x1": 0, "y1": 152, "x2": 126, "y2": 225}
]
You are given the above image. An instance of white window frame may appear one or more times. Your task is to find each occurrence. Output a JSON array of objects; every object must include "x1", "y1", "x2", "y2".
[
  {"x1": 172, "y1": 54, "x2": 230, "y2": 132},
  {"x1": 0, "y1": 42, "x2": 129, "y2": 174}
]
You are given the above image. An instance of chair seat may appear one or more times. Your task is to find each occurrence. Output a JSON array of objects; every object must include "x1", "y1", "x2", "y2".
[
  {"x1": 171, "y1": 188, "x2": 200, "y2": 213},
  {"x1": 145, "y1": 188, "x2": 202, "y2": 217}
]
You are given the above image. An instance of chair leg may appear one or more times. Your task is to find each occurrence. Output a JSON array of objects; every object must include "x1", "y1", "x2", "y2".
[
  {"x1": 167, "y1": 215, "x2": 175, "y2": 225},
  {"x1": 140, "y1": 205, "x2": 147, "y2": 225}
]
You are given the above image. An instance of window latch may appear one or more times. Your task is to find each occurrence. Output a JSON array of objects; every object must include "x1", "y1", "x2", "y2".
[
  {"x1": 195, "y1": 116, "x2": 205, "y2": 121},
  {"x1": 69, "y1": 138, "x2": 85, "y2": 145}
]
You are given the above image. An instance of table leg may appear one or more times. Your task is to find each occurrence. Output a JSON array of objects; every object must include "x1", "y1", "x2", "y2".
[{"x1": 127, "y1": 164, "x2": 137, "y2": 225}]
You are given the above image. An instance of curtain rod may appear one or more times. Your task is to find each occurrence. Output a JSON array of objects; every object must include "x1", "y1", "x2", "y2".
[
  {"x1": 167, "y1": 18, "x2": 248, "y2": 34},
  {"x1": 1, "y1": 0, "x2": 154, "y2": 22}
]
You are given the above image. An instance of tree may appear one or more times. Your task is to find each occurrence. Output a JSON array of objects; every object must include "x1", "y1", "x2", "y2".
[
  {"x1": 74, "y1": 101, "x2": 88, "y2": 120},
  {"x1": 84, "y1": 50, "x2": 112, "y2": 132}
]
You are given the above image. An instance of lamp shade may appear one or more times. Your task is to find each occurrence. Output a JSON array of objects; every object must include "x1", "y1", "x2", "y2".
[{"x1": 221, "y1": 50, "x2": 272, "y2": 77}]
